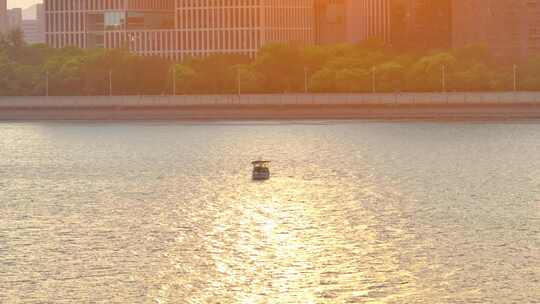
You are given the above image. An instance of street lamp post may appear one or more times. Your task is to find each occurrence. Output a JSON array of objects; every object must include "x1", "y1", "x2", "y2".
[
  {"x1": 304, "y1": 67, "x2": 309, "y2": 93},
  {"x1": 442, "y1": 65, "x2": 447, "y2": 93},
  {"x1": 371, "y1": 66, "x2": 376, "y2": 93},
  {"x1": 128, "y1": 33, "x2": 134, "y2": 52},
  {"x1": 109, "y1": 70, "x2": 113, "y2": 96},
  {"x1": 237, "y1": 68, "x2": 241, "y2": 96},
  {"x1": 45, "y1": 70, "x2": 49, "y2": 97},
  {"x1": 171, "y1": 67, "x2": 176, "y2": 96},
  {"x1": 513, "y1": 64, "x2": 518, "y2": 92}
]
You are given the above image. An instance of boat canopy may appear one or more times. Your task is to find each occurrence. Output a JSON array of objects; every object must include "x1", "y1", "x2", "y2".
[{"x1": 252, "y1": 160, "x2": 271, "y2": 166}]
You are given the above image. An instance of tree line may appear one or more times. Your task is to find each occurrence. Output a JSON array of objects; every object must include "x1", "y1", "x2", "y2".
[{"x1": 1, "y1": 29, "x2": 540, "y2": 96}]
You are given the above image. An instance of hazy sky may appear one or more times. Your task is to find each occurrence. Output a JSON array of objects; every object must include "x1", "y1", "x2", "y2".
[{"x1": 8, "y1": 0, "x2": 40, "y2": 9}]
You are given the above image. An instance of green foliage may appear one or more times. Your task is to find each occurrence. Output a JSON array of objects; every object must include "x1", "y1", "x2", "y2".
[
  {"x1": 376, "y1": 62, "x2": 405, "y2": 92},
  {"x1": 450, "y1": 63, "x2": 494, "y2": 91},
  {"x1": 405, "y1": 52, "x2": 456, "y2": 91},
  {"x1": 173, "y1": 64, "x2": 196, "y2": 94},
  {"x1": 0, "y1": 37, "x2": 539, "y2": 96},
  {"x1": 254, "y1": 43, "x2": 307, "y2": 92},
  {"x1": 522, "y1": 55, "x2": 540, "y2": 91},
  {"x1": 182, "y1": 54, "x2": 250, "y2": 94},
  {"x1": 311, "y1": 68, "x2": 337, "y2": 92}
]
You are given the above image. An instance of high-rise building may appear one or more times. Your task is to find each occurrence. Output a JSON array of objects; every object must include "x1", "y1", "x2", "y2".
[
  {"x1": 315, "y1": 0, "x2": 391, "y2": 45},
  {"x1": 357, "y1": 0, "x2": 392, "y2": 43},
  {"x1": 390, "y1": 0, "x2": 452, "y2": 50},
  {"x1": 45, "y1": 0, "x2": 314, "y2": 60},
  {"x1": 314, "y1": 0, "x2": 452, "y2": 50},
  {"x1": 315, "y1": 0, "x2": 346, "y2": 44},
  {"x1": 174, "y1": 1, "x2": 313, "y2": 59},
  {"x1": 0, "y1": 0, "x2": 7, "y2": 34},
  {"x1": 22, "y1": 19, "x2": 44, "y2": 43},
  {"x1": 7, "y1": 8, "x2": 22, "y2": 31},
  {"x1": 453, "y1": 0, "x2": 540, "y2": 60},
  {"x1": 21, "y1": 3, "x2": 45, "y2": 44}
]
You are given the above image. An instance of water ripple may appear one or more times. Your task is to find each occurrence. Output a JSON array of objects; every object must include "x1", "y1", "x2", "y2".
[{"x1": 0, "y1": 122, "x2": 539, "y2": 303}]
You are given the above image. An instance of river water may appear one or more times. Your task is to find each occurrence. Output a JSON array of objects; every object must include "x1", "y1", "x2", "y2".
[{"x1": 0, "y1": 121, "x2": 539, "y2": 303}]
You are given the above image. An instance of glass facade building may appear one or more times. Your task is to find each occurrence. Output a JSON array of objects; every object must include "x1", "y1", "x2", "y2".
[
  {"x1": 453, "y1": 0, "x2": 540, "y2": 60},
  {"x1": 314, "y1": 0, "x2": 397, "y2": 45},
  {"x1": 389, "y1": 0, "x2": 452, "y2": 51},
  {"x1": 44, "y1": 0, "x2": 314, "y2": 59}
]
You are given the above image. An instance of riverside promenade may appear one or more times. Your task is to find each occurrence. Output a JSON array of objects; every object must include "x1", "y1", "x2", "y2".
[{"x1": 1, "y1": 92, "x2": 540, "y2": 120}]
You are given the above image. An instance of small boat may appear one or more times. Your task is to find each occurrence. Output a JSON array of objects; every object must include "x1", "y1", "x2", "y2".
[{"x1": 252, "y1": 160, "x2": 271, "y2": 180}]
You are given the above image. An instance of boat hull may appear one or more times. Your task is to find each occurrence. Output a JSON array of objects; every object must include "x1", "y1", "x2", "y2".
[{"x1": 252, "y1": 171, "x2": 270, "y2": 180}]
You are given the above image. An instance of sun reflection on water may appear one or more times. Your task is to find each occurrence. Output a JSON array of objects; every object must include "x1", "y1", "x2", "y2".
[
  {"x1": 3, "y1": 122, "x2": 538, "y2": 303},
  {"x1": 148, "y1": 170, "x2": 419, "y2": 303}
]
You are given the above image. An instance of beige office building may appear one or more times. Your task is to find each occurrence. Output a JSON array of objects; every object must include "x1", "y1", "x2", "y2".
[
  {"x1": 356, "y1": 0, "x2": 391, "y2": 43},
  {"x1": 45, "y1": 0, "x2": 314, "y2": 60},
  {"x1": 21, "y1": 4, "x2": 46, "y2": 44},
  {"x1": 315, "y1": 0, "x2": 391, "y2": 45},
  {"x1": 0, "y1": 0, "x2": 6, "y2": 33},
  {"x1": 7, "y1": 8, "x2": 22, "y2": 31},
  {"x1": 453, "y1": 0, "x2": 540, "y2": 60}
]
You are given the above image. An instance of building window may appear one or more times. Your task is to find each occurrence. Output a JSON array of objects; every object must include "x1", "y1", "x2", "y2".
[
  {"x1": 105, "y1": 11, "x2": 125, "y2": 30},
  {"x1": 127, "y1": 11, "x2": 174, "y2": 30}
]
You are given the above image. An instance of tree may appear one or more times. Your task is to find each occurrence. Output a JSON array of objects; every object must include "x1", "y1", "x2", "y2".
[
  {"x1": 254, "y1": 43, "x2": 306, "y2": 92},
  {"x1": 335, "y1": 68, "x2": 371, "y2": 92},
  {"x1": 521, "y1": 55, "x2": 540, "y2": 91},
  {"x1": 176, "y1": 54, "x2": 249, "y2": 94},
  {"x1": 406, "y1": 52, "x2": 457, "y2": 91},
  {"x1": 375, "y1": 62, "x2": 405, "y2": 92},
  {"x1": 0, "y1": 37, "x2": 539, "y2": 95},
  {"x1": 454, "y1": 44, "x2": 492, "y2": 66},
  {"x1": 173, "y1": 64, "x2": 196, "y2": 94},
  {"x1": 0, "y1": 29, "x2": 25, "y2": 60},
  {"x1": 235, "y1": 64, "x2": 262, "y2": 93},
  {"x1": 450, "y1": 62, "x2": 494, "y2": 91},
  {"x1": 310, "y1": 68, "x2": 337, "y2": 92},
  {"x1": 0, "y1": 53, "x2": 15, "y2": 95}
]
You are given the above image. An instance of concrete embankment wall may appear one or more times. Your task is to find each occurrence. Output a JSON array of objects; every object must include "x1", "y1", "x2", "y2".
[
  {"x1": 2, "y1": 92, "x2": 540, "y2": 120},
  {"x1": 1, "y1": 92, "x2": 540, "y2": 108}
]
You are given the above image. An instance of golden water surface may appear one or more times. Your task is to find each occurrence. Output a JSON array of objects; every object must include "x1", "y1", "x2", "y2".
[{"x1": 1, "y1": 122, "x2": 539, "y2": 303}]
